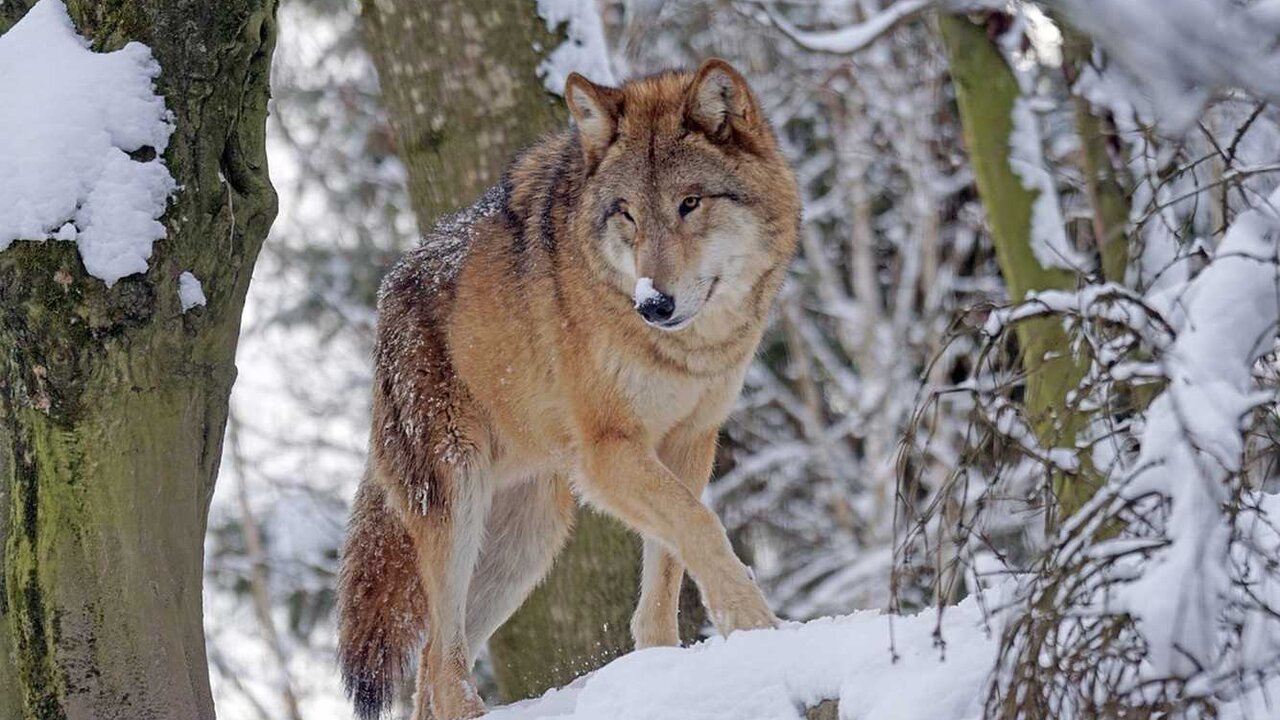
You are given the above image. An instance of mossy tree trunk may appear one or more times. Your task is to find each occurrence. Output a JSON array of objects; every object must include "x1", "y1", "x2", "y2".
[
  {"x1": 0, "y1": 2, "x2": 278, "y2": 719},
  {"x1": 936, "y1": 14, "x2": 1093, "y2": 519},
  {"x1": 360, "y1": 0, "x2": 680, "y2": 704}
]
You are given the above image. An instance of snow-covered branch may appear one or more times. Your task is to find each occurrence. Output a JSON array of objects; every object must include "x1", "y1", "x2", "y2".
[{"x1": 750, "y1": 0, "x2": 933, "y2": 55}]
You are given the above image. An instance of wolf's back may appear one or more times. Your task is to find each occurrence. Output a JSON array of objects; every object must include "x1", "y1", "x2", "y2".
[{"x1": 337, "y1": 475, "x2": 427, "y2": 720}]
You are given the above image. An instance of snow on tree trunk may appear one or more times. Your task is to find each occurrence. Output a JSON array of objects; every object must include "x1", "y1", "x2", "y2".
[
  {"x1": 357, "y1": 0, "x2": 645, "y2": 702},
  {"x1": 0, "y1": 1, "x2": 277, "y2": 718}
]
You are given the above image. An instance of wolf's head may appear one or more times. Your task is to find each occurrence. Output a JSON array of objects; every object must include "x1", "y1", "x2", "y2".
[{"x1": 565, "y1": 60, "x2": 799, "y2": 334}]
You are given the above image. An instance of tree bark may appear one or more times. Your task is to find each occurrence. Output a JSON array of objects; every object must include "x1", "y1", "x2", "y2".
[
  {"x1": 936, "y1": 14, "x2": 1093, "y2": 518},
  {"x1": 359, "y1": 0, "x2": 667, "y2": 704},
  {"x1": 358, "y1": 0, "x2": 564, "y2": 226},
  {"x1": 0, "y1": 2, "x2": 278, "y2": 719},
  {"x1": 1060, "y1": 25, "x2": 1130, "y2": 285}
]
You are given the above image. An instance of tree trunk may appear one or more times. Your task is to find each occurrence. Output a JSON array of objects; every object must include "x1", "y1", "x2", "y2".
[
  {"x1": 1060, "y1": 25, "x2": 1130, "y2": 285},
  {"x1": 358, "y1": 0, "x2": 655, "y2": 704},
  {"x1": 0, "y1": 2, "x2": 278, "y2": 719},
  {"x1": 936, "y1": 14, "x2": 1093, "y2": 518},
  {"x1": 358, "y1": 0, "x2": 564, "y2": 226}
]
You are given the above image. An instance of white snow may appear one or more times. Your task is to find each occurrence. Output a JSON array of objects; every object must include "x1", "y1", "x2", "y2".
[
  {"x1": 536, "y1": 0, "x2": 617, "y2": 94},
  {"x1": 0, "y1": 0, "x2": 176, "y2": 286},
  {"x1": 762, "y1": 0, "x2": 931, "y2": 55},
  {"x1": 179, "y1": 271, "x2": 206, "y2": 312},
  {"x1": 1116, "y1": 183, "x2": 1280, "y2": 680},
  {"x1": 1056, "y1": 0, "x2": 1280, "y2": 131},
  {"x1": 1007, "y1": 98, "x2": 1088, "y2": 272},
  {"x1": 489, "y1": 587, "x2": 1002, "y2": 720},
  {"x1": 633, "y1": 277, "x2": 659, "y2": 308}
]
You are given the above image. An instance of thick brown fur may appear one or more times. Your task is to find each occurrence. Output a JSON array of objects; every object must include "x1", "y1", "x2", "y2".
[{"x1": 338, "y1": 59, "x2": 800, "y2": 720}]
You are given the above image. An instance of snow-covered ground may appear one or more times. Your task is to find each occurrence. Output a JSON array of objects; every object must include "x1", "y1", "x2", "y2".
[
  {"x1": 487, "y1": 581, "x2": 1280, "y2": 720},
  {"x1": 489, "y1": 590, "x2": 1001, "y2": 720}
]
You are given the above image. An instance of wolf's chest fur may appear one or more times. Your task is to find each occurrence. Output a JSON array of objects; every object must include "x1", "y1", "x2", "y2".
[{"x1": 592, "y1": 339, "x2": 739, "y2": 439}]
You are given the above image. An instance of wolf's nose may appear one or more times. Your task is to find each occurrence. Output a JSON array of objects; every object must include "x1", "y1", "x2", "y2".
[{"x1": 637, "y1": 292, "x2": 676, "y2": 323}]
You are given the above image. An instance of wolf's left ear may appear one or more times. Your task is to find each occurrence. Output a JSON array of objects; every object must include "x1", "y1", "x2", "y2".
[
  {"x1": 565, "y1": 73, "x2": 623, "y2": 166},
  {"x1": 685, "y1": 59, "x2": 760, "y2": 143}
]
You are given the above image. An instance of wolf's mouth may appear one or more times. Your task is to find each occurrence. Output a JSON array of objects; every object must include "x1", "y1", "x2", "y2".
[{"x1": 653, "y1": 276, "x2": 720, "y2": 331}]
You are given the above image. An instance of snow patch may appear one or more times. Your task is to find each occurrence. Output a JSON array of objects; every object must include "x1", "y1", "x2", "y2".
[
  {"x1": 1117, "y1": 184, "x2": 1280, "y2": 679},
  {"x1": 763, "y1": 0, "x2": 930, "y2": 54},
  {"x1": 1007, "y1": 98, "x2": 1088, "y2": 272},
  {"x1": 1056, "y1": 0, "x2": 1280, "y2": 132},
  {"x1": 633, "y1": 277, "x2": 659, "y2": 308},
  {"x1": 179, "y1": 271, "x2": 206, "y2": 312},
  {"x1": 489, "y1": 587, "x2": 1002, "y2": 720},
  {"x1": 0, "y1": 0, "x2": 176, "y2": 286}
]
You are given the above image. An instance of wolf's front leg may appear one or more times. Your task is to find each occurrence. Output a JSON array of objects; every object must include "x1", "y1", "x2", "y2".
[
  {"x1": 633, "y1": 539, "x2": 683, "y2": 648},
  {"x1": 578, "y1": 433, "x2": 777, "y2": 637},
  {"x1": 631, "y1": 429, "x2": 720, "y2": 648}
]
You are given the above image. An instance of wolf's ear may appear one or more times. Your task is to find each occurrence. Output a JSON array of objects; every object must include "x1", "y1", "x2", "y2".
[
  {"x1": 685, "y1": 59, "x2": 760, "y2": 144},
  {"x1": 565, "y1": 73, "x2": 623, "y2": 166}
]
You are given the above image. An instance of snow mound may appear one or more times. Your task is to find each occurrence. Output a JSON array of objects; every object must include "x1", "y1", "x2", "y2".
[
  {"x1": 0, "y1": 0, "x2": 176, "y2": 286},
  {"x1": 489, "y1": 589, "x2": 1000, "y2": 720}
]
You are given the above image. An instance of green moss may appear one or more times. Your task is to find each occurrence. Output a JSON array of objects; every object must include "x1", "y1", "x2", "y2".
[
  {"x1": 18, "y1": 572, "x2": 62, "y2": 720},
  {"x1": 4, "y1": 423, "x2": 73, "y2": 720},
  {"x1": 66, "y1": 0, "x2": 153, "y2": 52},
  {"x1": 0, "y1": 1, "x2": 35, "y2": 32}
]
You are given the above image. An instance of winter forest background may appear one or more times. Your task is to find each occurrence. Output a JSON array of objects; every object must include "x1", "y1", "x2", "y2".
[
  {"x1": 6, "y1": 0, "x2": 1280, "y2": 718},
  {"x1": 202, "y1": 0, "x2": 1280, "y2": 717}
]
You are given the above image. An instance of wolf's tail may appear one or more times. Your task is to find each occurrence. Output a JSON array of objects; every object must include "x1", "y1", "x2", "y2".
[{"x1": 338, "y1": 474, "x2": 427, "y2": 720}]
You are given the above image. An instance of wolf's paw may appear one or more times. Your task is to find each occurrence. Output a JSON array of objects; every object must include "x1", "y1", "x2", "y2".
[
  {"x1": 422, "y1": 674, "x2": 486, "y2": 720},
  {"x1": 706, "y1": 577, "x2": 779, "y2": 636}
]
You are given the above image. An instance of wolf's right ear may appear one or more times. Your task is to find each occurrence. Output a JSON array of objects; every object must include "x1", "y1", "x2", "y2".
[
  {"x1": 565, "y1": 73, "x2": 623, "y2": 166},
  {"x1": 685, "y1": 59, "x2": 760, "y2": 145}
]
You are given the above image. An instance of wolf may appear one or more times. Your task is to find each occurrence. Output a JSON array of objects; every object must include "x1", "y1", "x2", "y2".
[{"x1": 337, "y1": 58, "x2": 801, "y2": 720}]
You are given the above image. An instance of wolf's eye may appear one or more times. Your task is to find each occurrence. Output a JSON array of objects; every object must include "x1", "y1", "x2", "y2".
[
  {"x1": 608, "y1": 199, "x2": 634, "y2": 224},
  {"x1": 679, "y1": 195, "x2": 701, "y2": 217}
]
